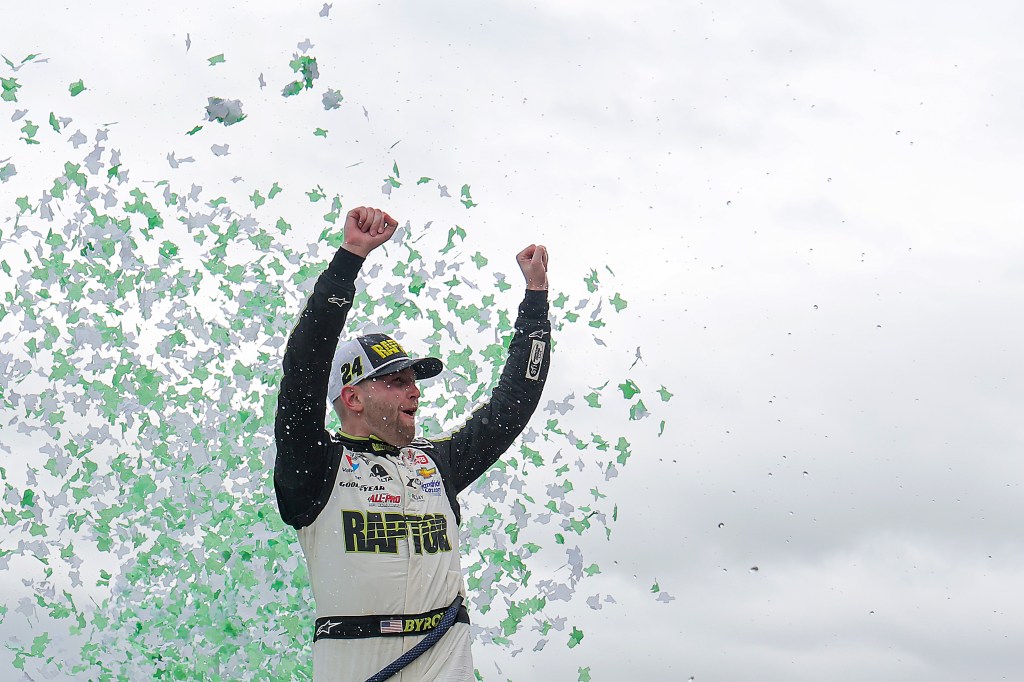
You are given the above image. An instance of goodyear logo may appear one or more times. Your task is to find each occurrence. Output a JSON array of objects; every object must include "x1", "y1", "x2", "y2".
[{"x1": 370, "y1": 338, "x2": 405, "y2": 360}]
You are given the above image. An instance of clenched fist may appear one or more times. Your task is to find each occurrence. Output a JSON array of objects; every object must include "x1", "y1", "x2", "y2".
[
  {"x1": 517, "y1": 244, "x2": 549, "y2": 291},
  {"x1": 341, "y1": 206, "x2": 399, "y2": 258}
]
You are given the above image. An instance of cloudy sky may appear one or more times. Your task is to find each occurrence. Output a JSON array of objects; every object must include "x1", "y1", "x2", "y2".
[{"x1": 3, "y1": 1, "x2": 1023, "y2": 680}]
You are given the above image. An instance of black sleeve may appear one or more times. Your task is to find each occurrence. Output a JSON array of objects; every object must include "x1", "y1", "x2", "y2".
[
  {"x1": 274, "y1": 247, "x2": 364, "y2": 527},
  {"x1": 431, "y1": 289, "x2": 552, "y2": 495}
]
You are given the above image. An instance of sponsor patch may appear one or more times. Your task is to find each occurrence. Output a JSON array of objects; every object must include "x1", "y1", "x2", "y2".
[
  {"x1": 358, "y1": 484, "x2": 385, "y2": 492},
  {"x1": 421, "y1": 479, "x2": 443, "y2": 496},
  {"x1": 342, "y1": 511, "x2": 452, "y2": 555},
  {"x1": 370, "y1": 463, "x2": 392, "y2": 481},
  {"x1": 417, "y1": 466, "x2": 437, "y2": 479},
  {"x1": 526, "y1": 340, "x2": 545, "y2": 381},
  {"x1": 414, "y1": 453, "x2": 430, "y2": 465},
  {"x1": 367, "y1": 492, "x2": 402, "y2": 508},
  {"x1": 338, "y1": 481, "x2": 359, "y2": 489}
]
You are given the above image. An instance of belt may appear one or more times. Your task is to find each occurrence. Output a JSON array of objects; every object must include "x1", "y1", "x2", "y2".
[{"x1": 313, "y1": 603, "x2": 470, "y2": 641}]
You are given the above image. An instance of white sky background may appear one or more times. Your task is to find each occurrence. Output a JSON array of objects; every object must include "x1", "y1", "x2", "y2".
[{"x1": 3, "y1": 0, "x2": 1024, "y2": 680}]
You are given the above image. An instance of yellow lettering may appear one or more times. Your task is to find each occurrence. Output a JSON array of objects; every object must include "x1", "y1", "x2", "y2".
[{"x1": 370, "y1": 339, "x2": 405, "y2": 359}]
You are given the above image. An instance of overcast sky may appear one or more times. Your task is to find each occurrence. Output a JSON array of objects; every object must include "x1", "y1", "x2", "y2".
[{"x1": 3, "y1": 1, "x2": 1024, "y2": 680}]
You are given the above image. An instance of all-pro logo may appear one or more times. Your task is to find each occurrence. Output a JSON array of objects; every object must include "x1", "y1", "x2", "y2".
[
  {"x1": 525, "y1": 340, "x2": 545, "y2": 381},
  {"x1": 370, "y1": 463, "x2": 392, "y2": 481},
  {"x1": 367, "y1": 492, "x2": 402, "y2": 508}
]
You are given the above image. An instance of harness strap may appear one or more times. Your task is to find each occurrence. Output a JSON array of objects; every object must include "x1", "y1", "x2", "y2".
[
  {"x1": 365, "y1": 596, "x2": 465, "y2": 682},
  {"x1": 313, "y1": 599, "x2": 469, "y2": 641}
]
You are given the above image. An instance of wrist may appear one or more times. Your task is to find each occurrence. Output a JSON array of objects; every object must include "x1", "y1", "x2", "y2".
[{"x1": 341, "y1": 243, "x2": 371, "y2": 258}]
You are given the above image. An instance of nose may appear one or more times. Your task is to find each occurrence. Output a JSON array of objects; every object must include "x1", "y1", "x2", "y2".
[{"x1": 409, "y1": 383, "x2": 421, "y2": 400}]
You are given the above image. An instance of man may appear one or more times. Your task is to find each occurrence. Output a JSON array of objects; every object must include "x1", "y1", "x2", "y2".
[{"x1": 274, "y1": 205, "x2": 551, "y2": 681}]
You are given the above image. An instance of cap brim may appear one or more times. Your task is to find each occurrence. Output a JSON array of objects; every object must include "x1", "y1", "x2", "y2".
[{"x1": 357, "y1": 356, "x2": 443, "y2": 384}]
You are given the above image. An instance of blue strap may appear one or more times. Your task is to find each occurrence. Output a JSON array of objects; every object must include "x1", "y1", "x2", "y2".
[{"x1": 364, "y1": 596, "x2": 465, "y2": 682}]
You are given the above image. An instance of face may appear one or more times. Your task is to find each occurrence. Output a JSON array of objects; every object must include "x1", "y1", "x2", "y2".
[{"x1": 356, "y1": 367, "x2": 421, "y2": 446}]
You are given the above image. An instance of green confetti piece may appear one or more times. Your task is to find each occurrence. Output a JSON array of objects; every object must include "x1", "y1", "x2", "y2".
[
  {"x1": 651, "y1": 581, "x2": 660, "y2": 593},
  {"x1": 21, "y1": 120, "x2": 39, "y2": 144},
  {"x1": 314, "y1": 128, "x2": 328, "y2": 137},
  {"x1": 618, "y1": 379, "x2": 640, "y2": 399},
  {"x1": 251, "y1": 190, "x2": 265, "y2": 208},
  {"x1": 578, "y1": 667, "x2": 592, "y2": 682},
  {"x1": 159, "y1": 241, "x2": 179, "y2": 259},
  {"x1": 49, "y1": 111, "x2": 61, "y2": 132},
  {"x1": 629, "y1": 399, "x2": 648, "y2": 421},
  {"x1": 1, "y1": 76, "x2": 21, "y2": 102},
  {"x1": 283, "y1": 55, "x2": 319, "y2": 96},
  {"x1": 207, "y1": 53, "x2": 226, "y2": 66},
  {"x1": 471, "y1": 252, "x2": 488, "y2": 268},
  {"x1": 440, "y1": 225, "x2": 467, "y2": 255},
  {"x1": 615, "y1": 437, "x2": 631, "y2": 465},
  {"x1": 658, "y1": 385, "x2": 673, "y2": 401},
  {"x1": 460, "y1": 183, "x2": 477, "y2": 208},
  {"x1": 584, "y1": 269, "x2": 599, "y2": 292},
  {"x1": 268, "y1": 182, "x2": 283, "y2": 199},
  {"x1": 584, "y1": 392, "x2": 601, "y2": 408},
  {"x1": 609, "y1": 292, "x2": 627, "y2": 312},
  {"x1": 68, "y1": 79, "x2": 85, "y2": 96},
  {"x1": 64, "y1": 162, "x2": 87, "y2": 187},
  {"x1": 307, "y1": 187, "x2": 325, "y2": 202},
  {"x1": 186, "y1": 124, "x2": 203, "y2": 135},
  {"x1": 584, "y1": 563, "x2": 601, "y2": 576},
  {"x1": 417, "y1": 176, "x2": 432, "y2": 184},
  {"x1": 567, "y1": 627, "x2": 584, "y2": 649}
]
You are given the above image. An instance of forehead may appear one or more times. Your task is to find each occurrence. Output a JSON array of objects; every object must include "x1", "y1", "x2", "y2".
[{"x1": 365, "y1": 367, "x2": 416, "y2": 385}]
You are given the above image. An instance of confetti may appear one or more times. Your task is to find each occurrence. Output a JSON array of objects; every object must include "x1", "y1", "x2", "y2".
[
  {"x1": 205, "y1": 97, "x2": 246, "y2": 126},
  {"x1": 0, "y1": 31, "x2": 673, "y2": 681}
]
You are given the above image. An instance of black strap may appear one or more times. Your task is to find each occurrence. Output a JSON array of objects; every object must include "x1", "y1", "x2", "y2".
[
  {"x1": 364, "y1": 596, "x2": 465, "y2": 682},
  {"x1": 314, "y1": 603, "x2": 469, "y2": 641}
]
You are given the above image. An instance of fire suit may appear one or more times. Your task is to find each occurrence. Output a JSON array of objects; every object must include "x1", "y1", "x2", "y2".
[{"x1": 274, "y1": 247, "x2": 551, "y2": 682}]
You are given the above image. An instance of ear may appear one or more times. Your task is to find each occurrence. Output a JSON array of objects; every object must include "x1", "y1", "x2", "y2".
[{"x1": 338, "y1": 385, "x2": 363, "y2": 414}]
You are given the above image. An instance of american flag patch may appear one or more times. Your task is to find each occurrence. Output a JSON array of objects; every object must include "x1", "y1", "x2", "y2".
[{"x1": 380, "y1": 619, "x2": 404, "y2": 634}]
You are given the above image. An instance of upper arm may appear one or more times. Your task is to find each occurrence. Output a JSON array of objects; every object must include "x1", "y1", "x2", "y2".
[{"x1": 443, "y1": 313, "x2": 551, "y2": 492}]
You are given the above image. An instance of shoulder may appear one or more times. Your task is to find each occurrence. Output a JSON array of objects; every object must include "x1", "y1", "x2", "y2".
[{"x1": 410, "y1": 436, "x2": 440, "y2": 452}]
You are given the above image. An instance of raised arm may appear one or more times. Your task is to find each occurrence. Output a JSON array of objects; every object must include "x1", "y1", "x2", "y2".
[
  {"x1": 435, "y1": 244, "x2": 552, "y2": 493},
  {"x1": 273, "y1": 207, "x2": 398, "y2": 526}
]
